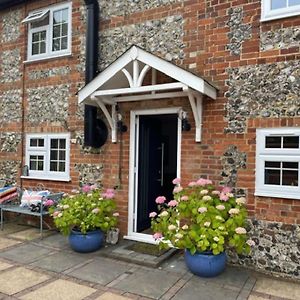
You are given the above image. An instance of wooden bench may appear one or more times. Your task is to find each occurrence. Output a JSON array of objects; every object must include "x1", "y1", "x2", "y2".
[{"x1": 0, "y1": 191, "x2": 64, "y2": 238}]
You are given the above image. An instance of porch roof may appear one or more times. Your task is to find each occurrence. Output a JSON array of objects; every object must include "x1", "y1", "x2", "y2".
[{"x1": 78, "y1": 45, "x2": 218, "y2": 143}]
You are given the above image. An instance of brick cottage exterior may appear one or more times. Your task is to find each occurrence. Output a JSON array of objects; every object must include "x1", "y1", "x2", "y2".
[{"x1": 0, "y1": 0, "x2": 300, "y2": 278}]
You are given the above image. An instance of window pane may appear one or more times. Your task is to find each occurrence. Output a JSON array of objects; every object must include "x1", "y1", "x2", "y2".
[
  {"x1": 51, "y1": 139, "x2": 58, "y2": 149},
  {"x1": 266, "y1": 136, "x2": 281, "y2": 148},
  {"x1": 282, "y1": 170, "x2": 298, "y2": 186},
  {"x1": 31, "y1": 15, "x2": 49, "y2": 28},
  {"x1": 271, "y1": 0, "x2": 287, "y2": 9},
  {"x1": 59, "y1": 150, "x2": 65, "y2": 160},
  {"x1": 52, "y1": 38, "x2": 60, "y2": 51},
  {"x1": 282, "y1": 162, "x2": 298, "y2": 169},
  {"x1": 40, "y1": 42, "x2": 46, "y2": 54},
  {"x1": 53, "y1": 25, "x2": 60, "y2": 38},
  {"x1": 32, "y1": 43, "x2": 39, "y2": 55},
  {"x1": 62, "y1": 23, "x2": 68, "y2": 36},
  {"x1": 32, "y1": 32, "x2": 40, "y2": 42},
  {"x1": 289, "y1": 0, "x2": 300, "y2": 6},
  {"x1": 283, "y1": 136, "x2": 299, "y2": 148},
  {"x1": 30, "y1": 139, "x2": 37, "y2": 147},
  {"x1": 30, "y1": 160, "x2": 37, "y2": 170},
  {"x1": 50, "y1": 162, "x2": 58, "y2": 171},
  {"x1": 53, "y1": 10, "x2": 62, "y2": 24},
  {"x1": 59, "y1": 162, "x2": 65, "y2": 172},
  {"x1": 59, "y1": 139, "x2": 66, "y2": 149},
  {"x1": 37, "y1": 161, "x2": 44, "y2": 171},
  {"x1": 61, "y1": 8, "x2": 68, "y2": 23},
  {"x1": 265, "y1": 161, "x2": 281, "y2": 168},
  {"x1": 61, "y1": 37, "x2": 68, "y2": 50},
  {"x1": 265, "y1": 169, "x2": 281, "y2": 185},
  {"x1": 50, "y1": 150, "x2": 58, "y2": 160}
]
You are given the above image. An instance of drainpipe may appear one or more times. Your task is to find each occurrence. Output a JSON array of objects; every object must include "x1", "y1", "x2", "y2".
[{"x1": 84, "y1": 0, "x2": 107, "y2": 147}]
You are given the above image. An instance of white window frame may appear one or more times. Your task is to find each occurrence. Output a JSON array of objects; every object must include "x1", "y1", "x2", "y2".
[
  {"x1": 26, "y1": 2, "x2": 72, "y2": 61},
  {"x1": 261, "y1": 0, "x2": 300, "y2": 21},
  {"x1": 255, "y1": 128, "x2": 300, "y2": 200},
  {"x1": 25, "y1": 133, "x2": 70, "y2": 182}
]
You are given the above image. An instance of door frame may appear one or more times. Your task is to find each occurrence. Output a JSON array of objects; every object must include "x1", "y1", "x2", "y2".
[{"x1": 125, "y1": 107, "x2": 182, "y2": 244}]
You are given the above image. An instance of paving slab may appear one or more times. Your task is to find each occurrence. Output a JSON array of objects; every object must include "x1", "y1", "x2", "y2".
[
  {"x1": 0, "y1": 267, "x2": 49, "y2": 295},
  {"x1": 34, "y1": 233, "x2": 69, "y2": 249},
  {"x1": 8, "y1": 228, "x2": 52, "y2": 241},
  {"x1": 0, "y1": 260, "x2": 13, "y2": 271},
  {"x1": 204, "y1": 266, "x2": 253, "y2": 290},
  {"x1": 0, "y1": 223, "x2": 29, "y2": 236},
  {"x1": 248, "y1": 295, "x2": 269, "y2": 300},
  {"x1": 30, "y1": 251, "x2": 89, "y2": 273},
  {"x1": 0, "y1": 243, "x2": 53, "y2": 263},
  {"x1": 172, "y1": 277, "x2": 239, "y2": 300},
  {"x1": 0, "y1": 236, "x2": 21, "y2": 250},
  {"x1": 19, "y1": 279, "x2": 96, "y2": 300},
  {"x1": 68, "y1": 258, "x2": 130, "y2": 285},
  {"x1": 114, "y1": 269, "x2": 181, "y2": 299},
  {"x1": 253, "y1": 276, "x2": 300, "y2": 300},
  {"x1": 95, "y1": 292, "x2": 132, "y2": 300},
  {"x1": 161, "y1": 254, "x2": 188, "y2": 275}
]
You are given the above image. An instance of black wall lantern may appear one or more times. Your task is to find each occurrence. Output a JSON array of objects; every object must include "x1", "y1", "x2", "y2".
[
  {"x1": 181, "y1": 111, "x2": 191, "y2": 131},
  {"x1": 117, "y1": 113, "x2": 127, "y2": 133}
]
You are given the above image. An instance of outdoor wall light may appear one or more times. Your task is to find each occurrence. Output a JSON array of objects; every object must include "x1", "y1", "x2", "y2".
[
  {"x1": 117, "y1": 113, "x2": 127, "y2": 133},
  {"x1": 181, "y1": 111, "x2": 191, "y2": 131}
]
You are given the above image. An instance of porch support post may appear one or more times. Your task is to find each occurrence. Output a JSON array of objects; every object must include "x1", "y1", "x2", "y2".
[
  {"x1": 92, "y1": 96, "x2": 118, "y2": 143},
  {"x1": 187, "y1": 89, "x2": 203, "y2": 142}
]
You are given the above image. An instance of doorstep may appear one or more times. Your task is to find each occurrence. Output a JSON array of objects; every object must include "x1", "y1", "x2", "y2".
[{"x1": 99, "y1": 239, "x2": 178, "y2": 268}]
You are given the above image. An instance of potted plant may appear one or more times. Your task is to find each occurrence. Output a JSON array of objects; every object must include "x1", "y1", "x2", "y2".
[
  {"x1": 50, "y1": 185, "x2": 119, "y2": 253},
  {"x1": 150, "y1": 178, "x2": 255, "y2": 277}
]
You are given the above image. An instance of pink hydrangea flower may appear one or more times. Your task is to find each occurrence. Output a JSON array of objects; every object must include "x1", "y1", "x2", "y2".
[
  {"x1": 149, "y1": 212, "x2": 157, "y2": 218},
  {"x1": 181, "y1": 195, "x2": 189, "y2": 201},
  {"x1": 235, "y1": 227, "x2": 247, "y2": 234},
  {"x1": 222, "y1": 186, "x2": 232, "y2": 194},
  {"x1": 168, "y1": 200, "x2": 178, "y2": 207},
  {"x1": 173, "y1": 186, "x2": 183, "y2": 193},
  {"x1": 188, "y1": 181, "x2": 196, "y2": 187},
  {"x1": 198, "y1": 207, "x2": 207, "y2": 213},
  {"x1": 219, "y1": 193, "x2": 229, "y2": 201},
  {"x1": 196, "y1": 178, "x2": 212, "y2": 186},
  {"x1": 155, "y1": 196, "x2": 166, "y2": 204},
  {"x1": 103, "y1": 188, "x2": 115, "y2": 199},
  {"x1": 90, "y1": 184, "x2": 98, "y2": 190},
  {"x1": 212, "y1": 190, "x2": 220, "y2": 195},
  {"x1": 113, "y1": 212, "x2": 119, "y2": 217},
  {"x1": 92, "y1": 208, "x2": 100, "y2": 214},
  {"x1": 246, "y1": 239, "x2": 255, "y2": 246},
  {"x1": 153, "y1": 232, "x2": 163, "y2": 240},
  {"x1": 44, "y1": 199, "x2": 54, "y2": 206},
  {"x1": 82, "y1": 185, "x2": 91, "y2": 193},
  {"x1": 172, "y1": 178, "x2": 181, "y2": 185}
]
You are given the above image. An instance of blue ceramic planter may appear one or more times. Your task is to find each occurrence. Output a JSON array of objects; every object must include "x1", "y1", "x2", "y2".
[
  {"x1": 184, "y1": 249, "x2": 226, "y2": 277},
  {"x1": 68, "y1": 229, "x2": 104, "y2": 253}
]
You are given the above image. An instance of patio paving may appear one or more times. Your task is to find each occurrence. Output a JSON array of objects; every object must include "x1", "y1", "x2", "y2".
[{"x1": 0, "y1": 224, "x2": 299, "y2": 300}]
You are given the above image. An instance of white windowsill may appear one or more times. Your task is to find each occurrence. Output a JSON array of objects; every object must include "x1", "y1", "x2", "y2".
[
  {"x1": 254, "y1": 190, "x2": 300, "y2": 200},
  {"x1": 24, "y1": 52, "x2": 72, "y2": 64},
  {"x1": 261, "y1": 11, "x2": 300, "y2": 22},
  {"x1": 21, "y1": 175, "x2": 71, "y2": 182}
]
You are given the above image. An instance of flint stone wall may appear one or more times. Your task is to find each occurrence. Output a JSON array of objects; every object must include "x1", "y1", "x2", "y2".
[
  {"x1": 99, "y1": 15, "x2": 184, "y2": 69},
  {"x1": 27, "y1": 85, "x2": 70, "y2": 124},
  {"x1": 0, "y1": 90, "x2": 22, "y2": 124},
  {"x1": 229, "y1": 219, "x2": 300, "y2": 279},
  {"x1": 1, "y1": 9, "x2": 21, "y2": 43},
  {"x1": 225, "y1": 60, "x2": 300, "y2": 133},
  {"x1": 29, "y1": 67, "x2": 70, "y2": 80},
  {"x1": 221, "y1": 145, "x2": 247, "y2": 196},
  {"x1": 261, "y1": 26, "x2": 300, "y2": 51},
  {"x1": 1, "y1": 49, "x2": 21, "y2": 83},
  {"x1": 99, "y1": 0, "x2": 183, "y2": 19},
  {"x1": 0, "y1": 132, "x2": 21, "y2": 152},
  {"x1": 226, "y1": 7, "x2": 252, "y2": 56},
  {"x1": 75, "y1": 163, "x2": 103, "y2": 185},
  {"x1": 0, "y1": 160, "x2": 19, "y2": 185}
]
